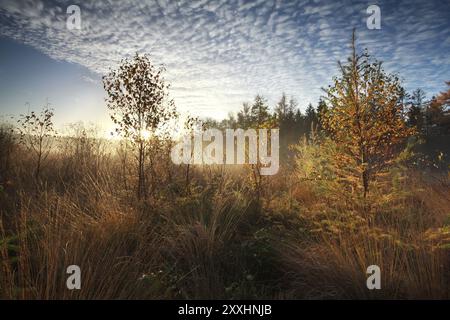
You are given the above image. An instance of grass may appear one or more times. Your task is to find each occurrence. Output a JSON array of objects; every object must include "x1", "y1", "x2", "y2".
[{"x1": 0, "y1": 128, "x2": 449, "y2": 299}]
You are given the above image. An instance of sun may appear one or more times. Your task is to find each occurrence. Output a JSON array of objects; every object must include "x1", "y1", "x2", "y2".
[{"x1": 141, "y1": 129, "x2": 151, "y2": 140}]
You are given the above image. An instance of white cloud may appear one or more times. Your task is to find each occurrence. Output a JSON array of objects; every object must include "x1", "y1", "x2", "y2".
[{"x1": 0, "y1": 0, "x2": 449, "y2": 119}]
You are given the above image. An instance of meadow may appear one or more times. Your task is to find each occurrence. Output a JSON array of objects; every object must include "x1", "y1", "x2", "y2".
[{"x1": 0, "y1": 121, "x2": 448, "y2": 299}]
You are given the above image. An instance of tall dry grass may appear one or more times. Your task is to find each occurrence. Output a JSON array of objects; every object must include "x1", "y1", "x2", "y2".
[
  {"x1": 279, "y1": 161, "x2": 449, "y2": 299},
  {"x1": 0, "y1": 125, "x2": 449, "y2": 299}
]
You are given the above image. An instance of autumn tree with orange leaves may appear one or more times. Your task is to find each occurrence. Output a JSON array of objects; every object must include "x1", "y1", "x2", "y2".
[
  {"x1": 428, "y1": 81, "x2": 450, "y2": 133},
  {"x1": 321, "y1": 33, "x2": 414, "y2": 198}
]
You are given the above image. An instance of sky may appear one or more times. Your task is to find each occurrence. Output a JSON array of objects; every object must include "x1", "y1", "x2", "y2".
[{"x1": 0, "y1": 0, "x2": 449, "y2": 134}]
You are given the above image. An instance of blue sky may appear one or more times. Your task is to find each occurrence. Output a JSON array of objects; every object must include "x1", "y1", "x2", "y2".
[{"x1": 0, "y1": 0, "x2": 449, "y2": 133}]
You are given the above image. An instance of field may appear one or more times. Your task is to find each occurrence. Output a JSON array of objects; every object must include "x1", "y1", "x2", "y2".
[{"x1": 0, "y1": 124, "x2": 448, "y2": 299}]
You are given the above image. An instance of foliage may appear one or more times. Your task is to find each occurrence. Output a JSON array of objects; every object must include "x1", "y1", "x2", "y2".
[
  {"x1": 103, "y1": 53, "x2": 178, "y2": 199},
  {"x1": 16, "y1": 105, "x2": 56, "y2": 180},
  {"x1": 321, "y1": 32, "x2": 415, "y2": 197}
]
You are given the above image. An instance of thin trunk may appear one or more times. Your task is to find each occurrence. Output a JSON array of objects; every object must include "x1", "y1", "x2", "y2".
[
  {"x1": 185, "y1": 163, "x2": 190, "y2": 194},
  {"x1": 362, "y1": 169, "x2": 369, "y2": 198},
  {"x1": 137, "y1": 142, "x2": 146, "y2": 200},
  {"x1": 35, "y1": 138, "x2": 42, "y2": 180}
]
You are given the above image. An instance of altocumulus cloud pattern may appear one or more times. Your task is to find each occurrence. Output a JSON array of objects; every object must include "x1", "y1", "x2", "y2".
[{"x1": 0, "y1": 0, "x2": 449, "y2": 118}]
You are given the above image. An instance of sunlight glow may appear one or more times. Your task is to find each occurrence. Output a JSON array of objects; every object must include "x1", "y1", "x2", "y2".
[{"x1": 140, "y1": 129, "x2": 151, "y2": 140}]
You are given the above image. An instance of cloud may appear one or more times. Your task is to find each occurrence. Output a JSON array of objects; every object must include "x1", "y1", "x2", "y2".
[
  {"x1": 81, "y1": 74, "x2": 98, "y2": 84},
  {"x1": 0, "y1": 0, "x2": 449, "y2": 118}
]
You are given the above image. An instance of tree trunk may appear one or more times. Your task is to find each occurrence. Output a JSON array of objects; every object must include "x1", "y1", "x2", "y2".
[
  {"x1": 137, "y1": 142, "x2": 146, "y2": 200},
  {"x1": 185, "y1": 163, "x2": 190, "y2": 194},
  {"x1": 362, "y1": 169, "x2": 369, "y2": 198},
  {"x1": 35, "y1": 145, "x2": 42, "y2": 181}
]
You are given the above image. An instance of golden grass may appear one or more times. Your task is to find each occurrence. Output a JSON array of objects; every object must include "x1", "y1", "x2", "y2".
[{"x1": 0, "y1": 132, "x2": 449, "y2": 299}]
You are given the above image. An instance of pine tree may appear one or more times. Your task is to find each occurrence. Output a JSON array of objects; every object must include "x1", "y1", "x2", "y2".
[
  {"x1": 275, "y1": 92, "x2": 289, "y2": 121},
  {"x1": 408, "y1": 88, "x2": 426, "y2": 132},
  {"x1": 250, "y1": 95, "x2": 271, "y2": 127},
  {"x1": 322, "y1": 32, "x2": 414, "y2": 198},
  {"x1": 316, "y1": 98, "x2": 328, "y2": 131},
  {"x1": 305, "y1": 103, "x2": 317, "y2": 134},
  {"x1": 237, "y1": 102, "x2": 251, "y2": 129}
]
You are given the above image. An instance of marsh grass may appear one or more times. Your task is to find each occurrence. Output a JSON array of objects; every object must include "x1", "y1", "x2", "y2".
[{"x1": 0, "y1": 127, "x2": 449, "y2": 299}]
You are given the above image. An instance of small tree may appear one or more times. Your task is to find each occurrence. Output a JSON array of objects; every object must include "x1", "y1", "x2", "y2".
[
  {"x1": 316, "y1": 98, "x2": 328, "y2": 131},
  {"x1": 434, "y1": 81, "x2": 450, "y2": 107},
  {"x1": 250, "y1": 95, "x2": 271, "y2": 126},
  {"x1": 305, "y1": 103, "x2": 318, "y2": 134},
  {"x1": 237, "y1": 102, "x2": 251, "y2": 129},
  {"x1": 248, "y1": 95, "x2": 276, "y2": 208},
  {"x1": 322, "y1": 32, "x2": 414, "y2": 198},
  {"x1": 0, "y1": 123, "x2": 15, "y2": 184},
  {"x1": 103, "y1": 53, "x2": 177, "y2": 200},
  {"x1": 274, "y1": 93, "x2": 290, "y2": 121},
  {"x1": 17, "y1": 105, "x2": 56, "y2": 180},
  {"x1": 408, "y1": 88, "x2": 426, "y2": 132},
  {"x1": 182, "y1": 115, "x2": 201, "y2": 194}
]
